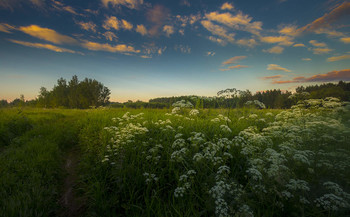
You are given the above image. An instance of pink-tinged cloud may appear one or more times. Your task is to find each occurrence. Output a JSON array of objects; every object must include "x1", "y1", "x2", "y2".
[
  {"x1": 222, "y1": 56, "x2": 247, "y2": 65},
  {"x1": 273, "y1": 69, "x2": 350, "y2": 84},
  {"x1": 299, "y1": 2, "x2": 350, "y2": 33},
  {"x1": 146, "y1": 5, "x2": 170, "y2": 36},
  {"x1": 262, "y1": 75, "x2": 282, "y2": 80}
]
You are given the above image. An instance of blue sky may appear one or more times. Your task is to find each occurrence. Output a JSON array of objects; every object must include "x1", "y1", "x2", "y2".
[{"x1": 0, "y1": 0, "x2": 349, "y2": 102}]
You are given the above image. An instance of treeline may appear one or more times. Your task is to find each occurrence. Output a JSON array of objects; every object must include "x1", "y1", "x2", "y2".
[
  {"x1": 1, "y1": 80, "x2": 349, "y2": 109},
  {"x1": 1, "y1": 76, "x2": 111, "y2": 109}
]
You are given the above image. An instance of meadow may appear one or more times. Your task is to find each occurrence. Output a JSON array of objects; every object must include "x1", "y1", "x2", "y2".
[{"x1": 0, "y1": 97, "x2": 349, "y2": 217}]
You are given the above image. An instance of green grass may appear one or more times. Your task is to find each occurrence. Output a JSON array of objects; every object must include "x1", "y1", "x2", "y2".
[{"x1": 0, "y1": 103, "x2": 349, "y2": 217}]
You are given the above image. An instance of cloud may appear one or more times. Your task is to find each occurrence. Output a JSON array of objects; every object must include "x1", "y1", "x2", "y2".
[
  {"x1": 236, "y1": 38, "x2": 258, "y2": 47},
  {"x1": 77, "y1": 21, "x2": 97, "y2": 33},
  {"x1": 279, "y1": 25, "x2": 300, "y2": 37},
  {"x1": 103, "y1": 16, "x2": 133, "y2": 31},
  {"x1": 121, "y1": 19, "x2": 133, "y2": 30},
  {"x1": 18, "y1": 25, "x2": 77, "y2": 44},
  {"x1": 205, "y1": 11, "x2": 262, "y2": 35},
  {"x1": 220, "y1": 2, "x2": 234, "y2": 11},
  {"x1": 309, "y1": 40, "x2": 326, "y2": 47},
  {"x1": 340, "y1": 37, "x2": 350, "y2": 43},
  {"x1": 263, "y1": 46, "x2": 284, "y2": 54},
  {"x1": 163, "y1": 25, "x2": 174, "y2": 37},
  {"x1": 262, "y1": 75, "x2": 282, "y2": 79},
  {"x1": 220, "y1": 65, "x2": 248, "y2": 71},
  {"x1": 327, "y1": 54, "x2": 350, "y2": 62},
  {"x1": 293, "y1": 43, "x2": 306, "y2": 47},
  {"x1": 9, "y1": 39, "x2": 76, "y2": 53},
  {"x1": 302, "y1": 58, "x2": 312, "y2": 61},
  {"x1": 101, "y1": 0, "x2": 143, "y2": 9},
  {"x1": 208, "y1": 36, "x2": 227, "y2": 46},
  {"x1": 273, "y1": 69, "x2": 350, "y2": 84},
  {"x1": 174, "y1": 45, "x2": 191, "y2": 53},
  {"x1": 180, "y1": 0, "x2": 190, "y2": 7},
  {"x1": 201, "y1": 20, "x2": 235, "y2": 43},
  {"x1": 81, "y1": 41, "x2": 140, "y2": 53},
  {"x1": 146, "y1": 5, "x2": 170, "y2": 36},
  {"x1": 0, "y1": 23, "x2": 15, "y2": 33},
  {"x1": 103, "y1": 31, "x2": 118, "y2": 41},
  {"x1": 267, "y1": 64, "x2": 291, "y2": 72},
  {"x1": 222, "y1": 56, "x2": 247, "y2": 65},
  {"x1": 136, "y1": 24, "x2": 147, "y2": 35},
  {"x1": 260, "y1": 36, "x2": 293, "y2": 46},
  {"x1": 103, "y1": 16, "x2": 119, "y2": 30},
  {"x1": 206, "y1": 51, "x2": 215, "y2": 56},
  {"x1": 0, "y1": 0, "x2": 45, "y2": 10},
  {"x1": 142, "y1": 43, "x2": 166, "y2": 56},
  {"x1": 299, "y1": 2, "x2": 350, "y2": 34},
  {"x1": 52, "y1": 1, "x2": 79, "y2": 15},
  {"x1": 311, "y1": 47, "x2": 333, "y2": 54}
]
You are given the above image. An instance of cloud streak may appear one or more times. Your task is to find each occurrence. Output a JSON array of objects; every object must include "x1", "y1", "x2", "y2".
[
  {"x1": 9, "y1": 39, "x2": 76, "y2": 53},
  {"x1": 18, "y1": 25, "x2": 78, "y2": 44},
  {"x1": 222, "y1": 56, "x2": 247, "y2": 65},
  {"x1": 81, "y1": 41, "x2": 140, "y2": 53},
  {"x1": 267, "y1": 64, "x2": 291, "y2": 72},
  {"x1": 273, "y1": 69, "x2": 350, "y2": 84}
]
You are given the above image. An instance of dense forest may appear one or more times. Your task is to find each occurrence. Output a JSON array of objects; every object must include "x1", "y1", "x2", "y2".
[{"x1": 1, "y1": 80, "x2": 349, "y2": 109}]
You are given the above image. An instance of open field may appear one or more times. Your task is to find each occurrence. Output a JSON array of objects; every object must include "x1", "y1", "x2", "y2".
[{"x1": 1, "y1": 98, "x2": 350, "y2": 217}]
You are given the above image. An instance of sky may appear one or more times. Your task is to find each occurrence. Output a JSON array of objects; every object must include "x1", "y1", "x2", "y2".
[{"x1": 0, "y1": 0, "x2": 349, "y2": 102}]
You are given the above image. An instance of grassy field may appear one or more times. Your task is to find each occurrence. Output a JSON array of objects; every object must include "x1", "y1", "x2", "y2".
[{"x1": 0, "y1": 98, "x2": 349, "y2": 217}]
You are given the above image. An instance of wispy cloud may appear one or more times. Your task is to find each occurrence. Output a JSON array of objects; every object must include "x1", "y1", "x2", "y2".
[
  {"x1": 340, "y1": 37, "x2": 350, "y2": 43},
  {"x1": 220, "y1": 65, "x2": 248, "y2": 71},
  {"x1": 299, "y1": 2, "x2": 350, "y2": 36},
  {"x1": 103, "y1": 16, "x2": 133, "y2": 31},
  {"x1": 201, "y1": 20, "x2": 235, "y2": 43},
  {"x1": 327, "y1": 54, "x2": 350, "y2": 62},
  {"x1": 311, "y1": 47, "x2": 333, "y2": 55},
  {"x1": 174, "y1": 45, "x2": 191, "y2": 53},
  {"x1": 146, "y1": 5, "x2": 170, "y2": 36},
  {"x1": 81, "y1": 41, "x2": 140, "y2": 53},
  {"x1": 260, "y1": 36, "x2": 293, "y2": 46},
  {"x1": 103, "y1": 31, "x2": 118, "y2": 41},
  {"x1": 9, "y1": 39, "x2": 76, "y2": 53},
  {"x1": 0, "y1": 0, "x2": 45, "y2": 10},
  {"x1": 267, "y1": 64, "x2": 291, "y2": 72},
  {"x1": 0, "y1": 23, "x2": 15, "y2": 33},
  {"x1": 205, "y1": 11, "x2": 262, "y2": 35},
  {"x1": 220, "y1": 2, "x2": 234, "y2": 11},
  {"x1": 309, "y1": 40, "x2": 326, "y2": 47},
  {"x1": 279, "y1": 25, "x2": 300, "y2": 37},
  {"x1": 302, "y1": 58, "x2": 312, "y2": 61},
  {"x1": 236, "y1": 38, "x2": 257, "y2": 47},
  {"x1": 163, "y1": 25, "x2": 174, "y2": 37},
  {"x1": 293, "y1": 43, "x2": 306, "y2": 47},
  {"x1": 77, "y1": 21, "x2": 97, "y2": 33},
  {"x1": 101, "y1": 0, "x2": 143, "y2": 9},
  {"x1": 206, "y1": 51, "x2": 215, "y2": 56},
  {"x1": 136, "y1": 24, "x2": 147, "y2": 35},
  {"x1": 263, "y1": 46, "x2": 284, "y2": 54},
  {"x1": 262, "y1": 75, "x2": 282, "y2": 79},
  {"x1": 273, "y1": 69, "x2": 350, "y2": 84},
  {"x1": 222, "y1": 56, "x2": 247, "y2": 65},
  {"x1": 18, "y1": 25, "x2": 78, "y2": 44}
]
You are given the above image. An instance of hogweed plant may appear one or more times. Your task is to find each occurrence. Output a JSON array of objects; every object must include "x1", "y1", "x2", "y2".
[{"x1": 95, "y1": 97, "x2": 350, "y2": 216}]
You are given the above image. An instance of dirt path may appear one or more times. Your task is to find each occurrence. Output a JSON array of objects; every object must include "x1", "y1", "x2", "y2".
[{"x1": 59, "y1": 148, "x2": 85, "y2": 217}]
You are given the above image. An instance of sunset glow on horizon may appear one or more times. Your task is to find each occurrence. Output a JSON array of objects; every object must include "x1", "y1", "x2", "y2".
[{"x1": 0, "y1": 0, "x2": 349, "y2": 102}]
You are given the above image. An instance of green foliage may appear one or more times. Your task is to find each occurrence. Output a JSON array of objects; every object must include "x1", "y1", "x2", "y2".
[{"x1": 36, "y1": 75, "x2": 111, "y2": 108}]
